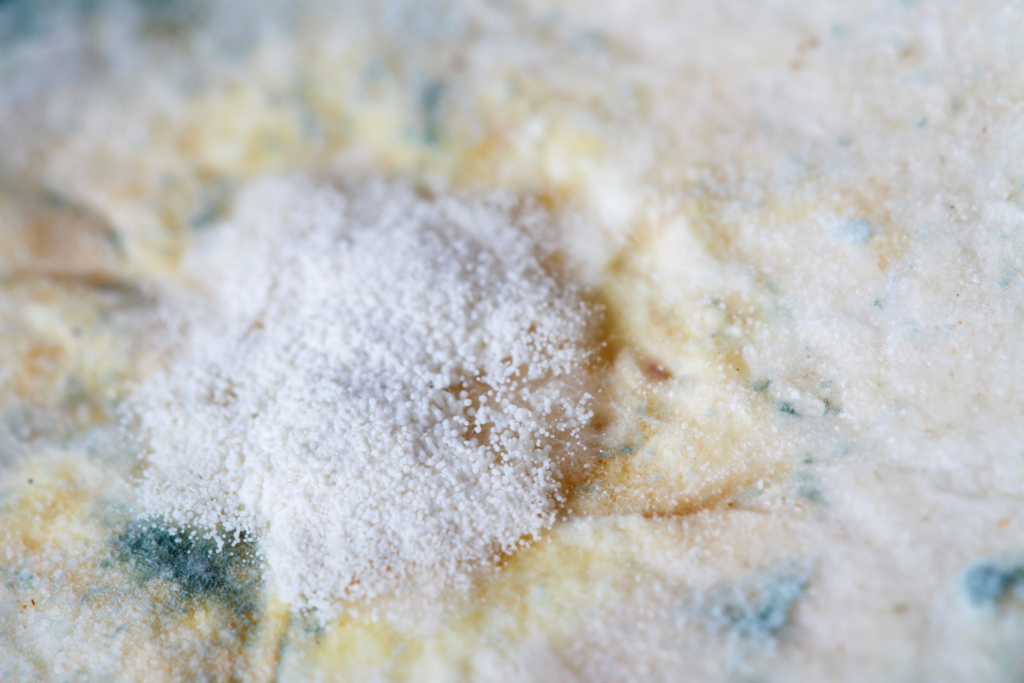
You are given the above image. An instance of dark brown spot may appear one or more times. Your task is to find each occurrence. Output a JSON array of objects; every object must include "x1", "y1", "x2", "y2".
[{"x1": 639, "y1": 357, "x2": 672, "y2": 382}]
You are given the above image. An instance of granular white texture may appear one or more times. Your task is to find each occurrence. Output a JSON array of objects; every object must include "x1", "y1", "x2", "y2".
[{"x1": 130, "y1": 176, "x2": 593, "y2": 615}]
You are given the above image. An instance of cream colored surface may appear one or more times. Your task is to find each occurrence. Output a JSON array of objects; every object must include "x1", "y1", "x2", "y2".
[{"x1": 1, "y1": 1, "x2": 1023, "y2": 681}]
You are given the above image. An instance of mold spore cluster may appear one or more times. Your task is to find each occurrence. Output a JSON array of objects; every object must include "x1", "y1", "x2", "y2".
[{"x1": 129, "y1": 176, "x2": 594, "y2": 617}]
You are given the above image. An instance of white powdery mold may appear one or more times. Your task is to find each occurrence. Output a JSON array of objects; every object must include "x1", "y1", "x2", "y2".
[{"x1": 129, "y1": 176, "x2": 594, "y2": 616}]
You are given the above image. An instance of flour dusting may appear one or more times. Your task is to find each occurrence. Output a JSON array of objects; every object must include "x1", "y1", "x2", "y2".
[{"x1": 129, "y1": 176, "x2": 594, "y2": 616}]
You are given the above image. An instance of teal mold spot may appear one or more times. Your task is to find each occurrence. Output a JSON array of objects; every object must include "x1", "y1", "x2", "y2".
[
  {"x1": 998, "y1": 268, "x2": 1018, "y2": 288},
  {"x1": 797, "y1": 482, "x2": 824, "y2": 504},
  {"x1": 295, "y1": 607, "x2": 327, "y2": 637},
  {"x1": 188, "y1": 179, "x2": 233, "y2": 230},
  {"x1": 598, "y1": 438, "x2": 641, "y2": 460},
  {"x1": 778, "y1": 401, "x2": 798, "y2": 416},
  {"x1": 916, "y1": 116, "x2": 928, "y2": 128},
  {"x1": 837, "y1": 135, "x2": 852, "y2": 147},
  {"x1": 700, "y1": 560, "x2": 812, "y2": 649},
  {"x1": 822, "y1": 398, "x2": 841, "y2": 416},
  {"x1": 832, "y1": 440, "x2": 851, "y2": 457},
  {"x1": 963, "y1": 559, "x2": 1024, "y2": 606},
  {"x1": 361, "y1": 59, "x2": 386, "y2": 86},
  {"x1": 116, "y1": 520, "x2": 263, "y2": 623},
  {"x1": 1, "y1": 564, "x2": 35, "y2": 591},
  {"x1": 907, "y1": 69, "x2": 931, "y2": 87},
  {"x1": 752, "y1": 379, "x2": 771, "y2": 393},
  {"x1": 730, "y1": 487, "x2": 764, "y2": 509},
  {"x1": 792, "y1": 464, "x2": 824, "y2": 504},
  {"x1": 0, "y1": 0, "x2": 47, "y2": 45},
  {"x1": 833, "y1": 217, "x2": 872, "y2": 245},
  {"x1": 873, "y1": 298, "x2": 886, "y2": 310},
  {"x1": 419, "y1": 79, "x2": 446, "y2": 145},
  {"x1": 578, "y1": 29, "x2": 608, "y2": 51}
]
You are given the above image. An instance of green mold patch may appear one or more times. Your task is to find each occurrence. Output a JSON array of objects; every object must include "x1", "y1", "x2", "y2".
[
  {"x1": 963, "y1": 558, "x2": 1024, "y2": 607},
  {"x1": 693, "y1": 558, "x2": 814, "y2": 672},
  {"x1": 115, "y1": 520, "x2": 265, "y2": 637}
]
